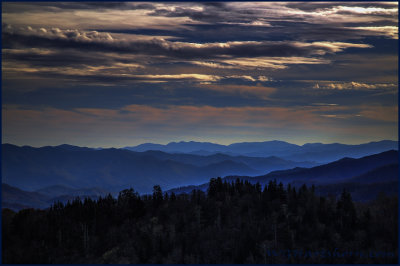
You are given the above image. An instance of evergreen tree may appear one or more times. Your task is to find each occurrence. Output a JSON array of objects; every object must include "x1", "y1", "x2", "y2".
[{"x1": 2, "y1": 179, "x2": 397, "y2": 264}]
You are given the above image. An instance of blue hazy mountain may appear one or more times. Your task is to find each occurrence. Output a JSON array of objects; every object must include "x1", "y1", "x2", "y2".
[
  {"x1": 3, "y1": 144, "x2": 270, "y2": 194},
  {"x1": 314, "y1": 163, "x2": 398, "y2": 201},
  {"x1": 35, "y1": 184, "x2": 110, "y2": 198},
  {"x1": 2, "y1": 183, "x2": 110, "y2": 211},
  {"x1": 127, "y1": 141, "x2": 227, "y2": 153},
  {"x1": 2, "y1": 183, "x2": 50, "y2": 210},
  {"x1": 166, "y1": 150, "x2": 398, "y2": 201},
  {"x1": 346, "y1": 163, "x2": 399, "y2": 184},
  {"x1": 283, "y1": 140, "x2": 398, "y2": 162},
  {"x1": 243, "y1": 150, "x2": 398, "y2": 186},
  {"x1": 136, "y1": 150, "x2": 317, "y2": 172},
  {"x1": 3, "y1": 147, "x2": 397, "y2": 208},
  {"x1": 46, "y1": 144, "x2": 94, "y2": 151},
  {"x1": 124, "y1": 140, "x2": 398, "y2": 163},
  {"x1": 227, "y1": 140, "x2": 299, "y2": 154},
  {"x1": 2, "y1": 141, "x2": 397, "y2": 199},
  {"x1": 2, "y1": 144, "x2": 318, "y2": 194}
]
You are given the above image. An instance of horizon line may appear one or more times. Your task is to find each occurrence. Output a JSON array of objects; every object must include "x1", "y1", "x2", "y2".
[{"x1": 2, "y1": 139, "x2": 398, "y2": 149}]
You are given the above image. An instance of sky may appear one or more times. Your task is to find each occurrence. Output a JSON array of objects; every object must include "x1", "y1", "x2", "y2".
[{"x1": 2, "y1": 1, "x2": 398, "y2": 147}]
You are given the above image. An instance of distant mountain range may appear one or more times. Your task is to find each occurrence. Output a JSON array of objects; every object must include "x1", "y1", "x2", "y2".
[
  {"x1": 167, "y1": 150, "x2": 399, "y2": 202},
  {"x1": 2, "y1": 143, "x2": 316, "y2": 194},
  {"x1": 129, "y1": 150, "x2": 317, "y2": 172},
  {"x1": 249, "y1": 150, "x2": 398, "y2": 186},
  {"x1": 2, "y1": 183, "x2": 110, "y2": 211},
  {"x1": 124, "y1": 140, "x2": 398, "y2": 163},
  {"x1": 2, "y1": 141, "x2": 398, "y2": 208}
]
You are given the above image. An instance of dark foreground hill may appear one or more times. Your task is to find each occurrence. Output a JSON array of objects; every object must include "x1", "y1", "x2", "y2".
[
  {"x1": 1, "y1": 144, "x2": 315, "y2": 194},
  {"x1": 2, "y1": 179, "x2": 397, "y2": 264}
]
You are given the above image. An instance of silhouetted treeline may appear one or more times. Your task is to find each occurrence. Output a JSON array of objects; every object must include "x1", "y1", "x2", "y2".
[{"x1": 2, "y1": 178, "x2": 398, "y2": 263}]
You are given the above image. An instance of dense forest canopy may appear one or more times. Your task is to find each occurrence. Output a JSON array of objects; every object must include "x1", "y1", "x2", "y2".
[{"x1": 2, "y1": 177, "x2": 398, "y2": 264}]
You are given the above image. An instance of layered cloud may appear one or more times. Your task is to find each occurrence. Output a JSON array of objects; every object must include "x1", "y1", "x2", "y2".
[
  {"x1": 313, "y1": 82, "x2": 397, "y2": 90},
  {"x1": 3, "y1": 25, "x2": 373, "y2": 58},
  {"x1": 2, "y1": 2, "x2": 398, "y2": 147},
  {"x1": 2, "y1": 24, "x2": 375, "y2": 85}
]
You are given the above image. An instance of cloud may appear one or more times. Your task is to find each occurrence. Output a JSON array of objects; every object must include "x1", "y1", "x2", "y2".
[
  {"x1": 218, "y1": 56, "x2": 331, "y2": 70},
  {"x1": 258, "y1": 76, "x2": 271, "y2": 82},
  {"x1": 320, "y1": 114, "x2": 343, "y2": 118},
  {"x1": 187, "y1": 56, "x2": 332, "y2": 70},
  {"x1": 1, "y1": 2, "x2": 397, "y2": 147},
  {"x1": 130, "y1": 74, "x2": 222, "y2": 82},
  {"x1": 225, "y1": 75, "x2": 257, "y2": 82},
  {"x1": 278, "y1": 2, "x2": 398, "y2": 25},
  {"x1": 3, "y1": 2, "x2": 136, "y2": 13},
  {"x1": 286, "y1": 2, "x2": 398, "y2": 12},
  {"x1": 312, "y1": 103, "x2": 339, "y2": 106},
  {"x1": 3, "y1": 24, "x2": 376, "y2": 86},
  {"x1": 347, "y1": 26, "x2": 398, "y2": 39},
  {"x1": 330, "y1": 5, "x2": 398, "y2": 16},
  {"x1": 190, "y1": 61, "x2": 237, "y2": 69},
  {"x1": 147, "y1": 2, "x2": 255, "y2": 25},
  {"x1": 147, "y1": 2, "x2": 398, "y2": 27},
  {"x1": 313, "y1": 81, "x2": 397, "y2": 90},
  {"x1": 2, "y1": 59, "x2": 266, "y2": 84},
  {"x1": 3, "y1": 2, "x2": 397, "y2": 45},
  {"x1": 2, "y1": 48, "x2": 127, "y2": 68},
  {"x1": 198, "y1": 84, "x2": 277, "y2": 99},
  {"x1": 3, "y1": 25, "x2": 373, "y2": 60},
  {"x1": 3, "y1": 24, "x2": 114, "y2": 43}
]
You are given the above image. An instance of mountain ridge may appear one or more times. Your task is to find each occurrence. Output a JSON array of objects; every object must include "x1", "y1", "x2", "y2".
[
  {"x1": 166, "y1": 150, "x2": 399, "y2": 201},
  {"x1": 123, "y1": 140, "x2": 398, "y2": 162},
  {"x1": 5, "y1": 143, "x2": 302, "y2": 194},
  {"x1": 3, "y1": 150, "x2": 398, "y2": 209},
  {"x1": 2, "y1": 183, "x2": 112, "y2": 211}
]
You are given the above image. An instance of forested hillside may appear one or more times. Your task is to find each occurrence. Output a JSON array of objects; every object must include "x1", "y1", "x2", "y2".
[{"x1": 2, "y1": 178, "x2": 397, "y2": 264}]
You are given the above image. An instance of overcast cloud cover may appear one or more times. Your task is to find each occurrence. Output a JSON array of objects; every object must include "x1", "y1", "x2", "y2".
[{"x1": 2, "y1": 1, "x2": 398, "y2": 147}]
